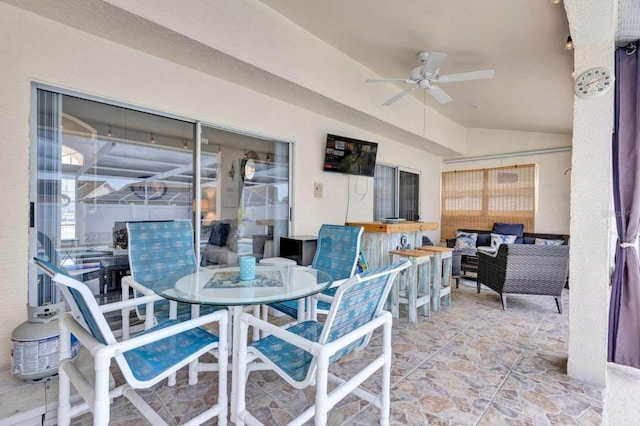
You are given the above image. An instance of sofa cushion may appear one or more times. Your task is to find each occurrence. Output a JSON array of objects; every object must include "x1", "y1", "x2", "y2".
[
  {"x1": 534, "y1": 237, "x2": 565, "y2": 246},
  {"x1": 523, "y1": 236, "x2": 536, "y2": 244},
  {"x1": 455, "y1": 231, "x2": 478, "y2": 249},
  {"x1": 476, "y1": 233, "x2": 491, "y2": 247},
  {"x1": 490, "y1": 233, "x2": 517, "y2": 251},
  {"x1": 492, "y1": 222, "x2": 524, "y2": 238},
  {"x1": 208, "y1": 221, "x2": 231, "y2": 247}
]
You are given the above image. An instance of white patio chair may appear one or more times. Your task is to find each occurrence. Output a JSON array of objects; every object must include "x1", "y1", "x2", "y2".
[
  {"x1": 33, "y1": 257, "x2": 228, "y2": 426},
  {"x1": 235, "y1": 260, "x2": 410, "y2": 426},
  {"x1": 122, "y1": 220, "x2": 222, "y2": 338},
  {"x1": 265, "y1": 224, "x2": 363, "y2": 322}
]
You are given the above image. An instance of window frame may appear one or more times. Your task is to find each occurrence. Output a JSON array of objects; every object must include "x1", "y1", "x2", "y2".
[{"x1": 374, "y1": 162, "x2": 421, "y2": 221}]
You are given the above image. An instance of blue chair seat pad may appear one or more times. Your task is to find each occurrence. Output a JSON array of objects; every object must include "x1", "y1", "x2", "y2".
[
  {"x1": 124, "y1": 319, "x2": 218, "y2": 382},
  {"x1": 250, "y1": 321, "x2": 323, "y2": 382}
]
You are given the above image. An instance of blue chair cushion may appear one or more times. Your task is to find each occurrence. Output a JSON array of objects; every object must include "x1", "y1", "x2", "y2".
[
  {"x1": 124, "y1": 319, "x2": 218, "y2": 382},
  {"x1": 250, "y1": 321, "x2": 323, "y2": 382},
  {"x1": 492, "y1": 222, "x2": 524, "y2": 238}
]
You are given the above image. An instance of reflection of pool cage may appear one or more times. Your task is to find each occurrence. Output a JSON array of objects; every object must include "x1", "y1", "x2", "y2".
[{"x1": 240, "y1": 183, "x2": 288, "y2": 235}]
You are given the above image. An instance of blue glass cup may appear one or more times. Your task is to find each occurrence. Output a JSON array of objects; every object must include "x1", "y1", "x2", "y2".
[{"x1": 239, "y1": 256, "x2": 256, "y2": 281}]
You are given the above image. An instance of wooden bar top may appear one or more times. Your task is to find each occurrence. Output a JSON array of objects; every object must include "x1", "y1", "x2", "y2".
[
  {"x1": 415, "y1": 245, "x2": 454, "y2": 253},
  {"x1": 388, "y1": 249, "x2": 433, "y2": 258},
  {"x1": 346, "y1": 221, "x2": 438, "y2": 233}
]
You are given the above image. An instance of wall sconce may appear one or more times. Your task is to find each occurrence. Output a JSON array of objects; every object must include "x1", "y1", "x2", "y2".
[
  {"x1": 565, "y1": 36, "x2": 573, "y2": 50},
  {"x1": 228, "y1": 162, "x2": 235, "y2": 180}
]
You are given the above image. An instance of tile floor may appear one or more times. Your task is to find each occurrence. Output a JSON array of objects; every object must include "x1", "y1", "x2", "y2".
[{"x1": 69, "y1": 280, "x2": 603, "y2": 425}]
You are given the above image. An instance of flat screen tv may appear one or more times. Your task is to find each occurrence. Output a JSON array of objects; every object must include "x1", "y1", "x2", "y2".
[{"x1": 323, "y1": 134, "x2": 378, "y2": 177}]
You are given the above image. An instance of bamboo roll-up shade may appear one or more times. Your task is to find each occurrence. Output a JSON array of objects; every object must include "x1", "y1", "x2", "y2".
[{"x1": 441, "y1": 164, "x2": 537, "y2": 240}]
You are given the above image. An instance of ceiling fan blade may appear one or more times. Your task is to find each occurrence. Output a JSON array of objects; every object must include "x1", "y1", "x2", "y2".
[
  {"x1": 435, "y1": 69, "x2": 496, "y2": 83},
  {"x1": 365, "y1": 78, "x2": 417, "y2": 84},
  {"x1": 427, "y1": 85, "x2": 453, "y2": 104},
  {"x1": 383, "y1": 86, "x2": 418, "y2": 105},
  {"x1": 421, "y1": 52, "x2": 447, "y2": 75}
]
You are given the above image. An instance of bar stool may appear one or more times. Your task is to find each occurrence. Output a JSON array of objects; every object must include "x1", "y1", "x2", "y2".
[
  {"x1": 416, "y1": 245, "x2": 453, "y2": 311},
  {"x1": 388, "y1": 249, "x2": 432, "y2": 323}
]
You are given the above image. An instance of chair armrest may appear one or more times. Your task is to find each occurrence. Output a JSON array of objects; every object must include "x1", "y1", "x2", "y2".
[
  {"x1": 63, "y1": 309, "x2": 228, "y2": 358},
  {"x1": 240, "y1": 312, "x2": 318, "y2": 353},
  {"x1": 478, "y1": 247, "x2": 499, "y2": 258},
  {"x1": 115, "y1": 309, "x2": 228, "y2": 354},
  {"x1": 327, "y1": 277, "x2": 349, "y2": 289},
  {"x1": 240, "y1": 310, "x2": 389, "y2": 358},
  {"x1": 313, "y1": 292, "x2": 334, "y2": 304},
  {"x1": 98, "y1": 293, "x2": 165, "y2": 314},
  {"x1": 122, "y1": 275, "x2": 155, "y2": 296}
]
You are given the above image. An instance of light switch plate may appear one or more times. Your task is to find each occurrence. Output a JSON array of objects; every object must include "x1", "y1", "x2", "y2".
[{"x1": 314, "y1": 182, "x2": 323, "y2": 198}]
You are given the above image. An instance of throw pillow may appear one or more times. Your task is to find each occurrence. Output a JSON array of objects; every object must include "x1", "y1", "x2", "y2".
[
  {"x1": 492, "y1": 222, "x2": 525, "y2": 238},
  {"x1": 477, "y1": 233, "x2": 491, "y2": 246},
  {"x1": 208, "y1": 222, "x2": 231, "y2": 247},
  {"x1": 534, "y1": 238, "x2": 565, "y2": 246},
  {"x1": 422, "y1": 235, "x2": 434, "y2": 246},
  {"x1": 490, "y1": 233, "x2": 517, "y2": 251},
  {"x1": 455, "y1": 231, "x2": 478, "y2": 249}
]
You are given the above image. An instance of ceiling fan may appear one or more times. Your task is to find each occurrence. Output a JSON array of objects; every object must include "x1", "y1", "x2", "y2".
[{"x1": 365, "y1": 51, "x2": 495, "y2": 106}]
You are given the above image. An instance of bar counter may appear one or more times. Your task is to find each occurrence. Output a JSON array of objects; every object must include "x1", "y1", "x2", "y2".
[{"x1": 346, "y1": 221, "x2": 438, "y2": 269}]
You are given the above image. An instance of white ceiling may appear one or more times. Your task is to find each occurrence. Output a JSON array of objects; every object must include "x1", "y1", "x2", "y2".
[
  {"x1": 8, "y1": 0, "x2": 639, "y2": 143},
  {"x1": 258, "y1": 0, "x2": 575, "y2": 135}
]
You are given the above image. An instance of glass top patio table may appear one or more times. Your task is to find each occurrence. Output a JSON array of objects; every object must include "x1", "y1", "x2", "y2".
[
  {"x1": 150, "y1": 264, "x2": 333, "y2": 306},
  {"x1": 141, "y1": 263, "x2": 332, "y2": 423}
]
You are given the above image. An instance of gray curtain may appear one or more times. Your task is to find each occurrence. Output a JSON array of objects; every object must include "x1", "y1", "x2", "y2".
[{"x1": 609, "y1": 42, "x2": 640, "y2": 368}]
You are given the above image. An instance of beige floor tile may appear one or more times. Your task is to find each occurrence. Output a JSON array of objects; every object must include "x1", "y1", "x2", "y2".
[{"x1": 47, "y1": 284, "x2": 603, "y2": 426}]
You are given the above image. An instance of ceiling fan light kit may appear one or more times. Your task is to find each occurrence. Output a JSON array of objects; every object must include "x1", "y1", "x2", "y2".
[{"x1": 365, "y1": 51, "x2": 496, "y2": 106}]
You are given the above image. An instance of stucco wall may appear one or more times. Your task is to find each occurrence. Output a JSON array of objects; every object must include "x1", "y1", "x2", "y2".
[
  {"x1": 564, "y1": 1, "x2": 614, "y2": 394},
  {"x1": 442, "y1": 128, "x2": 572, "y2": 234},
  {"x1": 0, "y1": 3, "x2": 443, "y2": 369}
]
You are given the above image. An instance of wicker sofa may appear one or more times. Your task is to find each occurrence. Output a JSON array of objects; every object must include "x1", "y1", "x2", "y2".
[
  {"x1": 477, "y1": 244, "x2": 570, "y2": 313},
  {"x1": 445, "y1": 227, "x2": 569, "y2": 278}
]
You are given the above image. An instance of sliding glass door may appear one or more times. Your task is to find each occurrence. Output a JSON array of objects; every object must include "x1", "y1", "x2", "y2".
[{"x1": 31, "y1": 88, "x2": 290, "y2": 305}]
